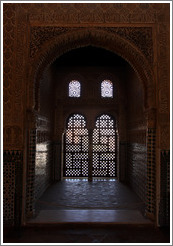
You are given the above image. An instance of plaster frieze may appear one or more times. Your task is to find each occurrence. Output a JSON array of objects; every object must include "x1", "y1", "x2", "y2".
[{"x1": 30, "y1": 26, "x2": 153, "y2": 64}]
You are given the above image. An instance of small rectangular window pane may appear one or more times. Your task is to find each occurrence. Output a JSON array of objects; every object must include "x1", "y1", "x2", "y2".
[
  {"x1": 101, "y1": 80, "x2": 113, "y2": 98},
  {"x1": 69, "y1": 80, "x2": 81, "y2": 97}
]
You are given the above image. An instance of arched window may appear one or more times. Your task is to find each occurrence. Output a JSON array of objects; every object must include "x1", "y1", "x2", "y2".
[
  {"x1": 101, "y1": 80, "x2": 113, "y2": 98},
  {"x1": 69, "y1": 80, "x2": 81, "y2": 97},
  {"x1": 93, "y1": 114, "x2": 116, "y2": 177},
  {"x1": 64, "y1": 114, "x2": 89, "y2": 177}
]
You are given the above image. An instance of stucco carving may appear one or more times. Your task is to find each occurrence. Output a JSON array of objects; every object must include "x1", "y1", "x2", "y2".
[
  {"x1": 3, "y1": 4, "x2": 15, "y2": 126},
  {"x1": 100, "y1": 27, "x2": 153, "y2": 63},
  {"x1": 157, "y1": 21, "x2": 170, "y2": 148},
  {"x1": 4, "y1": 2, "x2": 169, "y2": 150},
  {"x1": 144, "y1": 108, "x2": 157, "y2": 128},
  {"x1": 30, "y1": 27, "x2": 70, "y2": 57},
  {"x1": 4, "y1": 4, "x2": 27, "y2": 148},
  {"x1": 28, "y1": 28, "x2": 154, "y2": 112},
  {"x1": 3, "y1": 3, "x2": 170, "y2": 224},
  {"x1": 30, "y1": 26, "x2": 153, "y2": 64},
  {"x1": 160, "y1": 126, "x2": 170, "y2": 149},
  {"x1": 23, "y1": 3, "x2": 166, "y2": 24},
  {"x1": 3, "y1": 126, "x2": 22, "y2": 148},
  {"x1": 157, "y1": 24, "x2": 170, "y2": 112},
  {"x1": 159, "y1": 88, "x2": 169, "y2": 113},
  {"x1": 3, "y1": 4, "x2": 24, "y2": 149}
]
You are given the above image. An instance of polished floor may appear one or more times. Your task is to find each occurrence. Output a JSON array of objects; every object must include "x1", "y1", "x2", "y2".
[
  {"x1": 35, "y1": 178, "x2": 145, "y2": 211},
  {"x1": 29, "y1": 178, "x2": 148, "y2": 224}
]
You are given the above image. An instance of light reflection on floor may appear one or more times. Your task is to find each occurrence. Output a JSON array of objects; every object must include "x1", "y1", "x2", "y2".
[
  {"x1": 30, "y1": 178, "x2": 150, "y2": 224},
  {"x1": 64, "y1": 178, "x2": 116, "y2": 182},
  {"x1": 35, "y1": 178, "x2": 145, "y2": 212}
]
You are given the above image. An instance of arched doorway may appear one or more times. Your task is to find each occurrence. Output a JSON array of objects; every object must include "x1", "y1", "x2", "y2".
[
  {"x1": 26, "y1": 29, "x2": 156, "y2": 223},
  {"x1": 29, "y1": 28, "x2": 155, "y2": 111}
]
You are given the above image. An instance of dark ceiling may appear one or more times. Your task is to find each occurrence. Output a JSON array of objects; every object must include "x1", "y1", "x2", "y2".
[{"x1": 53, "y1": 46, "x2": 128, "y2": 67}]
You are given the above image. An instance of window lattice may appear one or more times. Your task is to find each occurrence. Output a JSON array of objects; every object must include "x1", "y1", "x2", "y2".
[
  {"x1": 69, "y1": 80, "x2": 81, "y2": 97},
  {"x1": 93, "y1": 114, "x2": 116, "y2": 177},
  {"x1": 101, "y1": 80, "x2": 113, "y2": 98},
  {"x1": 64, "y1": 114, "x2": 89, "y2": 177}
]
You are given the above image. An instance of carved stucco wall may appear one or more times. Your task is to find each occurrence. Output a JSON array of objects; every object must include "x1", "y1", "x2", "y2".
[
  {"x1": 3, "y1": 4, "x2": 23, "y2": 150},
  {"x1": 3, "y1": 3, "x2": 170, "y2": 149},
  {"x1": 30, "y1": 27, "x2": 154, "y2": 112},
  {"x1": 3, "y1": 3, "x2": 170, "y2": 225}
]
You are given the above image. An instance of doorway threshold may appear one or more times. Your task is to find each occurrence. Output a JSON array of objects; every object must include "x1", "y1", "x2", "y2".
[{"x1": 27, "y1": 209, "x2": 153, "y2": 225}]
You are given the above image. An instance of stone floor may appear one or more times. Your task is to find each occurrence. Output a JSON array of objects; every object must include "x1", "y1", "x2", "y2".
[
  {"x1": 4, "y1": 179, "x2": 170, "y2": 243},
  {"x1": 35, "y1": 178, "x2": 145, "y2": 212},
  {"x1": 29, "y1": 209, "x2": 152, "y2": 224},
  {"x1": 30, "y1": 178, "x2": 150, "y2": 225}
]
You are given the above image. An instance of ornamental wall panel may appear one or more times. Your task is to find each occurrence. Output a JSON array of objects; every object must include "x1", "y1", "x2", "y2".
[{"x1": 3, "y1": 3, "x2": 170, "y2": 225}]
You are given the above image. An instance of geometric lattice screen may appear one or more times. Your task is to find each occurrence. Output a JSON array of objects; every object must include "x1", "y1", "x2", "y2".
[
  {"x1": 64, "y1": 114, "x2": 89, "y2": 177},
  {"x1": 93, "y1": 114, "x2": 116, "y2": 177}
]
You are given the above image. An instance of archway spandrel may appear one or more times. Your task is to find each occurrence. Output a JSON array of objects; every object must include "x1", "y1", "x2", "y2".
[
  {"x1": 28, "y1": 28, "x2": 155, "y2": 111},
  {"x1": 29, "y1": 26, "x2": 153, "y2": 64}
]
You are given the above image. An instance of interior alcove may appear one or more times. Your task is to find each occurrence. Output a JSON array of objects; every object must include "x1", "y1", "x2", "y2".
[{"x1": 32, "y1": 45, "x2": 147, "y2": 221}]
